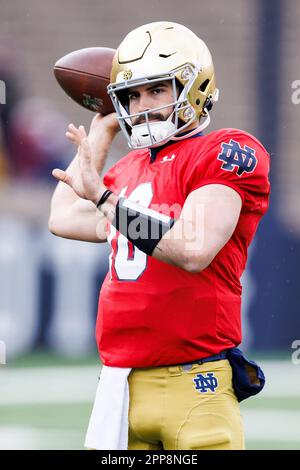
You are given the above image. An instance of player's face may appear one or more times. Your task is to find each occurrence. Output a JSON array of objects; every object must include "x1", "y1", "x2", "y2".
[{"x1": 127, "y1": 81, "x2": 175, "y2": 125}]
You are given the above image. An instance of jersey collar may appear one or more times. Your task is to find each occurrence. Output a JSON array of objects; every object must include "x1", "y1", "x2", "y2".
[{"x1": 149, "y1": 131, "x2": 203, "y2": 163}]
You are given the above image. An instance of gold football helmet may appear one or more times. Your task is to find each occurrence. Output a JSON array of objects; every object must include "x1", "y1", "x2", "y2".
[{"x1": 108, "y1": 21, "x2": 219, "y2": 149}]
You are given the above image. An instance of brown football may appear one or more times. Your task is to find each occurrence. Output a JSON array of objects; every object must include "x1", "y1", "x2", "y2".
[{"x1": 53, "y1": 47, "x2": 116, "y2": 114}]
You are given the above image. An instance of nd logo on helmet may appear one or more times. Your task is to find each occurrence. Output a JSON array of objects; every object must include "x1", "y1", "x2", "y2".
[{"x1": 123, "y1": 70, "x2": 133, "y2": 80}]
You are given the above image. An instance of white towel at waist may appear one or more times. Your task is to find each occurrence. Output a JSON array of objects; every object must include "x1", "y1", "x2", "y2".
[{"x1": 84, "y1": 365, "x2": 132, "y2": 450}]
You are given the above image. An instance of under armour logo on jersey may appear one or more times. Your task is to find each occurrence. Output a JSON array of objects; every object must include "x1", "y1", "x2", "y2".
[
  {"x1": 193, "y1": 372, "x2": 218, "y2": 393},
  {"x1": 217, "y1": 139, "x2": 258, "y2": 176},
  {"x1": 160, "y1": 154, "x2": 176, "y2": 163}
]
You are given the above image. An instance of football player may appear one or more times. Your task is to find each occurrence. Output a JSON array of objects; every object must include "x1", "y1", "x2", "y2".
[{"x1": 49, "y1": 22, "x2": 270, "y2": 450}]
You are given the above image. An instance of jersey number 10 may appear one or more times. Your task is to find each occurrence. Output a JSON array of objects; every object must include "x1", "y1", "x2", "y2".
[{"x1": 108, "y1": 182, "x2": 153, "y2": 281}]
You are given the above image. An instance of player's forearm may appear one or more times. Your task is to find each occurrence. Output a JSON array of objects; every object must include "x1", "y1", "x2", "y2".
[
  {"x1": 50, "y1": 154, "x2": 81, "y2": 214},
  {"x1": 99, "y1": 194, "x2": 208, "y2": 273},
  {"x1": 152, "y1": 219, "x2": 209, "y2": 272}
]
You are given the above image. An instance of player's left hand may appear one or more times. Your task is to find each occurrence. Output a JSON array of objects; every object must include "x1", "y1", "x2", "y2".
[{"x1": 52, "y1": 124, "x2": 105, "y2": 205}]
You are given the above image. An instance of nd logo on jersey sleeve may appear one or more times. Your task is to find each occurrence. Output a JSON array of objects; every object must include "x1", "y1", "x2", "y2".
[{"x1": 217, "y1": 139, "x2": 258, "y2": 176}]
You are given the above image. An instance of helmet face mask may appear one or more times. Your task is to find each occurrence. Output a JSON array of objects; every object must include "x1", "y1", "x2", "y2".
[
  {"x1": 108, "y1": 64, "x2": 200, "y2": 149},
  {"x1": 108, "y1": 22, "x2": 219, "y2": 149}
]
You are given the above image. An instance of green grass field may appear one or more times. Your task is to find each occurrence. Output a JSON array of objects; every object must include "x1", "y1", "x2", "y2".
[{"x1": 1, "y1": 353, "x2": 299, "y2": 450}]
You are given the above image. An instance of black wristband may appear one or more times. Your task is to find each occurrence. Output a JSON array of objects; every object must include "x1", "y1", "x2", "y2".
[
  {"x1": 112, "y1": 197, "x2": 176, "y2": 256},
  {"x1": 96, "y1": 189, "x2": 113, "y2": 209}
]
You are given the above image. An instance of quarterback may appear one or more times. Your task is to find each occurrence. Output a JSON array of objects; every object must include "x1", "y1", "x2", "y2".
[{"x1": 49, "y1": 22, "x2": 270, "y2": 450}]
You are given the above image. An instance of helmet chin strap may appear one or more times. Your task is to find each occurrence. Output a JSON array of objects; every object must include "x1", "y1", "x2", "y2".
[
  {"x1": 171, "y1": 112, "x2": 211, "y2": 141},
  {"x1": 130, "y1": 111, "x2": 211, "y2": 148}
]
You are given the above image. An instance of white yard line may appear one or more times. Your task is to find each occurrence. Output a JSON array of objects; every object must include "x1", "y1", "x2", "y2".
[
  {"x1": 0, "y1": 360, "x2": 299, "y2": 405},
  {"x1": 0, "y1": 366, "x2": 99, "y2": 404},
  {"x1": 259, "y1": 360, "x2": 300, "y2": 397},
  {"x1": 242, "y1": 410, "x2": 300, "y2": 444},
  {"x1": 0, "y1": 426, "x2": 83, "y2": 450}
]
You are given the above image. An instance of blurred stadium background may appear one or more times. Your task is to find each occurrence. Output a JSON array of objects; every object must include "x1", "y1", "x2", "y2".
[{"x1": 0, "y1": 0, "x2": 300, "y2": 450}]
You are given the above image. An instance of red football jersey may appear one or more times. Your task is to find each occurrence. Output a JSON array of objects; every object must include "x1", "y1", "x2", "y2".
[{"x1": 96, "y1": 128, "x2": 270, "y2": 367}]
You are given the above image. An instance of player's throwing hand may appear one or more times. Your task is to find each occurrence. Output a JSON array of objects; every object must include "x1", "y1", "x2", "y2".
[{"x1": 52, "y1": 123, "x2": 105, "y2": 205}]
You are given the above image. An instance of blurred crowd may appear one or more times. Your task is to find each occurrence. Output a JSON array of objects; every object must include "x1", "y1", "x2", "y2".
[
  {"x1": 0, "y1": 47, "x2": 72, "y2": 183},
  {"x1": 0, "y1": 49, "x2": 109, "y2": 360}
]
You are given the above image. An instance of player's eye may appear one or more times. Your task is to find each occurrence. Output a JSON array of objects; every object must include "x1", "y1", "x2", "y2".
[
  {"x1": 152, "y1": 87, "x2": 164, "y2": 95},
  {"x1": 127, "y1": 91, "x2": 139, "y2": 101}
]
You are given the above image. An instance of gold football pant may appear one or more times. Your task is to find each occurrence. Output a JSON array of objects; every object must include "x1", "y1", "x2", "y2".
[{"x1": 127, "y1": 359, "x2": 245, "y2": 450}]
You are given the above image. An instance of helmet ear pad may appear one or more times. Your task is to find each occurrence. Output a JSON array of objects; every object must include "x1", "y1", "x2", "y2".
[{"x1": 203, "y1": 95, "x2": 213, "y2": 113}]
